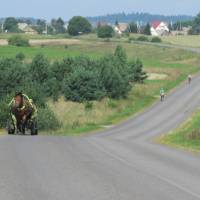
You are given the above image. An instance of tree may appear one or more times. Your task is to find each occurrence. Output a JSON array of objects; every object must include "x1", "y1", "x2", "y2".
[
  {"x1": 129, "y1": 22, "x2": 138, "y2": 33},
  {"x1": 97, "y1": 25, "x2": 114, "y2": 38},
  {"x1": 51, "y1": 18, "x2": 66, "y2": 34},
  {"x1": 30, "y1": 54, "x2": 50, "y2": 84},
  {"x1": 68, "y1": 16, "x2": 92, "y2": 36},
  {"x1": 115, "y1": 20, "x2": 119, "y2": 26},
  {"x1": 4, "y1": 17, "x2": 19, "y2": 33},
  {"x1": 100, "y1": 55, "x2": 130, "y2": 99},
  {"x1": 129, "y1": 59, "x2": 147, "y2": 83},
  {"x1": 144, "y1": 23, "x2": 151, "y2": 35},
  {"x1": 190, "y1": 13, "x2": 200, "y2": 35},
  {"x1": 0, "y1": 58, "x2": 27, "y2": 96},
  {"x1": 114, "y1": 45, "x2": 127, "y2": 65},
  {"x1": 63, "y1": 67, "x2": 104, "y2": 102},
  {"x1": 32, "y1": 19, "x2": 46, "y2": 34}
]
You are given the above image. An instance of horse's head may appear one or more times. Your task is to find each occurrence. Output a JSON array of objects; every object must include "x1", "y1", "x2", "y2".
[{"x1": 14, "y1": 94, "x2": 23, "y2": 109}]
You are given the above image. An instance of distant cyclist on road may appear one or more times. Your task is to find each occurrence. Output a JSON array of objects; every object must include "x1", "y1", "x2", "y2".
[
  {"x1": 160, "y1": 88, "x2": 165, "y2": 102},
  {"x1": 188, "y1": 74, "x2": 192, "y2": 84}
]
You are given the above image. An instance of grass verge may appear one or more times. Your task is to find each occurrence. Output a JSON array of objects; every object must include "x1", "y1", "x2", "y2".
[{"x1": 158, "y1": 108, "x2": 200, "y2": 154}]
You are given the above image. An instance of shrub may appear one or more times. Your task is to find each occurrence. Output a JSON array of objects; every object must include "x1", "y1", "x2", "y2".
[
  {"x1": 0, "y1": 95, "x2": 12, "y2": 128},
  {"x1": 128, "y1": 36, "x2": 136, "y2": 42},
  {"x1": 37, "y1": 106, "x2": 61, "y2": 130},
  {"x1": 8, "y1": 35, "x2": 30, "y2": 47},
  {"x1": 84, "y1": 101, "x2": 93, "y2": 110},
  {"x1": 16, "y1": 52, "x2": 25, "y2": 61},
  {"x1": 151, "y1": 37, "x2": 162, "y2": 43},
  {"x1": 137, "y1": 36, "x2": 149, "y2": 42}
]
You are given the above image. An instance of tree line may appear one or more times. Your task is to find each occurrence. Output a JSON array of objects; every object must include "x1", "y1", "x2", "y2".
[{"x1": 2, "y1": 13, "x2": 200, "y2": 37}]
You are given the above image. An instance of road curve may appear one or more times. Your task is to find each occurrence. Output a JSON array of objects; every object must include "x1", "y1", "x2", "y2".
[{"x1": 1, "y1": 68, "x2": 200, "y2": 199}]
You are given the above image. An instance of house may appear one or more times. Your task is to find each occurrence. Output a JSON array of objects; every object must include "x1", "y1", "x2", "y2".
[
  {"x1": 150, "y1": 21, "x2": 169, "y2": 36},
  {"x1": 114, "y1": 23, "x2": 128, "y2": 34},
  {"x1": 18, "y1": 23, "x2": 38, "y2": 35},
  {"x1": 171, "y1": 26, "x2": 191, "y2": 36}
]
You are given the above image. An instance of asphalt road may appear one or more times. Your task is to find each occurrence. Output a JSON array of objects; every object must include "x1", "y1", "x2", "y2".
[{"x1": 1, "y1": 68, "x2": 200, "y2": 200}]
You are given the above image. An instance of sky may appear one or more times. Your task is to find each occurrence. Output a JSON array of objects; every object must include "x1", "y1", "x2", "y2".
[{"x1": 0, "y1": 0, "x2": 199, "y2": 21}]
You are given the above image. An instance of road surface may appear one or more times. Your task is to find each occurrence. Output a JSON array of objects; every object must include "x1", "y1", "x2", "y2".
[{"x1": 1, "y1": 70, "x2": 200, "y2": 199}]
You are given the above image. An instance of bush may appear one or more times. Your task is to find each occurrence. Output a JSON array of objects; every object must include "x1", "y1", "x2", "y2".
[
  {"x1": 37, "y1": 106, "x2": 61, "y2": 130},
  {"x1": 0, "y1": 95, "x2": 12, "y2": 128},
  {"x1": 151, "y1": 37, "x2": 162, "y2": 43},
  {"x1": 8, "y1": 35, "x2": 30, "y2": 47},
  {"x1": 128, "y1": 36, "x2": 136, "y2": 42},
  {"x1": 84, "y1": 101, "x2": 93, "y2": 110},
  {"x1": 16, "y1": 52, "x2": 25, "y2": 61},
  {"x1": 137, "y1": 36, "x2": 149, "y2": 42}
]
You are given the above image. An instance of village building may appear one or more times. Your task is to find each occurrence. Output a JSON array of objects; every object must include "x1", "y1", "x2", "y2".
[
  {"x1": 114, "y1": 23, "x2": 129, "y2": 34},
  {"x1": 150, "y1": 21, "x2": 169, "y2": 36},
  {"x1": 18, "y1": 23, "x2": 38, "y2": 35}
]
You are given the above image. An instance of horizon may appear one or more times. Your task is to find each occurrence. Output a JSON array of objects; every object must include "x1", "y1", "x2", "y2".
[{"x1": 0, "y1": 0, "x2": 199, "y2": 21}]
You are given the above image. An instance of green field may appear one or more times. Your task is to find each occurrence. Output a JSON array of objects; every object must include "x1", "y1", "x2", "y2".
[
  {"x1": 1, "y1": 34, "x2": 200, "y2": 135},
  {"x1": 159, "y1": 108, "x2": 200, "y2": 153}
]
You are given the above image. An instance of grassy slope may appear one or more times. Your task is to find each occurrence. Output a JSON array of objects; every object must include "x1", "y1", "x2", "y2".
[{"x1": 159, "y1": 109, "x2": 200, "y2": 153}]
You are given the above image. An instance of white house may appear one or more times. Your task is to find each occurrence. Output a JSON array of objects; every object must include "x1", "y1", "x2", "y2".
[
  {"x1": 114, "y1": 23, "x2": 128, "y2": 34},
  {"x1": 150, "y1": 21, "x2": 169, "y2": 36}
]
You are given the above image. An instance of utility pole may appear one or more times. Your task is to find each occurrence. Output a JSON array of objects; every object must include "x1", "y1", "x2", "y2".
[
  {"x1": 46, "y1": 22, "x2": 48, "y2": 35},
  {"x1": 1, "y1": 20, "x2": 4, "y2": 33}
]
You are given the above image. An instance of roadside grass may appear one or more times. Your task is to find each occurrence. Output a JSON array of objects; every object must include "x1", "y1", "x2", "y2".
[
  {"x1": 158, "y1": 108, "x2": 200, "y2": 153},
  {"x1": 0, "y1": 130, "x2": 5, "y2": 135}
]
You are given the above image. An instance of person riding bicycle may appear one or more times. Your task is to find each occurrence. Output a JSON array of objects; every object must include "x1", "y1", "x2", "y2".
[
  {"x1": 9, "y1": 92, "x2": 37, "y2": 134},
  {"x1": 188, "y1": 74, "x2": 192, "y2": 84},
  {"x1": 160, "y1": 88, "x2": 165, "y2": 102}
]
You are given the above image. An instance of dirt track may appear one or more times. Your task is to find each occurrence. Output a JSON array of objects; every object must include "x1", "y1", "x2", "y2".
[
  {"x1": 29, "y1": 39, "x2": 80, "y2": 46},
  {"x1": 0, "y1": 38, "x2": 80, "y2": 46},
  {"x1": 0, "y1": 39, "x2": 8, "y2": 46}
]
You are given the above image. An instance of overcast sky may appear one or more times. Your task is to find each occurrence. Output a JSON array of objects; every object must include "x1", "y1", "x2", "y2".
[{"x1": 1, "y1": 0, "x2": 199, "y2": 20}]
